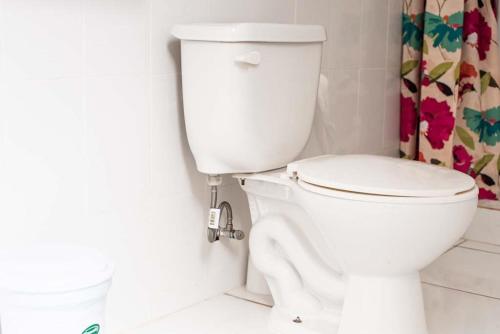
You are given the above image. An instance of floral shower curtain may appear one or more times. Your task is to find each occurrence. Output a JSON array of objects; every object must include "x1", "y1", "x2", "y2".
[{"x1": 400, "y1": 0, "x2": 500, "y2": 207}]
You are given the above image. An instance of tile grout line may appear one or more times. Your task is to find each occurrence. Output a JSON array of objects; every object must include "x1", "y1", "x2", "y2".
[
  {"x1": 293, "y1": 0, "x2": 298, "y2": 24},
  {"x1": 0, "y1": 0, "x2": 4, "y2": 77},
  {"x1": 464, "y1": 239, "x2": 500, "y2": 247},
  {"x1": 147, "y1": 0, "x2": 154, "y2": 192},
  {"x1": 423, "y1": 282, "x2": 500, "y2": 301},
  {"x1": 355, "y1": 0, "x2": 365, "y2": 153},
  {"x1": 81, "y1": 0, "x2": 89, "y2": 216},
  {"x1": 117, "y1": 297, "x2": 219, "y2": 334},
  {"x1": 224, "y1": 292, "x2": 273, "y2": 308},
  {"x1": 381, "y1": 0, "x2": 392, "y2": 150},
  {"x1": 383, "y1": 0, "x2": 393, "y2": 70},
  {"x1": 457, "y1": 245, "x2": 500, "y2": 255},
  {"x1": 355, "y1": 68, "x2": 362, "y2": 152},
  {"x1": 381, "y1": 68, "x2": 389, "y2": 150}
]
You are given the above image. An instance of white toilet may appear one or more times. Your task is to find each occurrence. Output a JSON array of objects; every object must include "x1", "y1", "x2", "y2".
[{"x1": 172, "y1": 23, "x2": 478, "y2": 334}]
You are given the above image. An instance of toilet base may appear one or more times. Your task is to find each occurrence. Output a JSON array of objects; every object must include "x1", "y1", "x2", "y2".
[
  {"x1": 268, "y1": 307, "x2": 341, "y2": 334},
  {"x1": 339, "y1": 273, "x2": 428, "y2": 334}
]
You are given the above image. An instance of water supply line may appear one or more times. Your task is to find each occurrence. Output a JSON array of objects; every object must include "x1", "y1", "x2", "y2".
[{"x1": 206, "y1": 175, "x2": 245, "y2": 243}]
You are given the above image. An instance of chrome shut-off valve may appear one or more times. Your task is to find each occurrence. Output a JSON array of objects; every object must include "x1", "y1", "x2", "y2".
[{"x1": 207, "y1": 175, "x2": 245, "y2": 243}]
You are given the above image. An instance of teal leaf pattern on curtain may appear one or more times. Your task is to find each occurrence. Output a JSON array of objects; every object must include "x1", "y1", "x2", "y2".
[
  {"x1": 403, "y1": 13, "x2": 425, "y2": 50},
  {"x1": 424, "y1": 11, "x2": 464, "y2": 52},
  {"x1": 463, "y1": 107, "x2": 500, "y2": 146}
]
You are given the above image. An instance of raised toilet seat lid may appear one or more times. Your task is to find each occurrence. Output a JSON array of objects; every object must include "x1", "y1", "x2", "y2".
[{"x1": 287, "y1": 155, "x2": 476, "y2": 198}]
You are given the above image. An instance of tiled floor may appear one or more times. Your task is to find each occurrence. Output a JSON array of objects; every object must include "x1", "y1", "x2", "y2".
[
  {"x1": 422, "y1": 239, "x2": 500, "y2": 334},
  {"x1": 126, "y1": 239, "x2": 500, "y2": 334},
  {"x1": 126, "y1": 295, "x2": 271, "y2": 334}
]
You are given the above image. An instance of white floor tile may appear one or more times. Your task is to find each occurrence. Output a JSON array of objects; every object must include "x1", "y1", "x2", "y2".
[
  {"x1": 422, "y1": 246, "x2": 500, "y2": 299},
  {"x1": 127, "y1": 295, "x2": 271, "y2": 334},
  {"x1": 423, "y1": 283, "x2": 500, "y2": 334}
]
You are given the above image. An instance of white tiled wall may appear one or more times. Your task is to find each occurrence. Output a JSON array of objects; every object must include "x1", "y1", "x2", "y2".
[
  {"x1": 298, "y1": 0, "x2": 402, "y2": 157},
  {"x1": 0, "y1": 0, "x2": 402, "y2": 332}
]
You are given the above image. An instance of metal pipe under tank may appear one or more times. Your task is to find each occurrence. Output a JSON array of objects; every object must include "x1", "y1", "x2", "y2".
[{"x1": 206, "y1": 175, "x2": 245, "y2": 243}]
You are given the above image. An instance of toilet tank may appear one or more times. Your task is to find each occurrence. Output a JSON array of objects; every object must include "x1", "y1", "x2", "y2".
[{"x1": 172, "y1": 23, "x2": 326, "y2": 174}]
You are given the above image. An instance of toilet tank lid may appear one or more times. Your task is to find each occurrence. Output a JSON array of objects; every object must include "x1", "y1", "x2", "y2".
[
  {"x1": 171, "y1": 23, "x2": 327, "y2": 43},
  {"x1": 288, "y1": 155, "x2": 476, "y2": 198}
]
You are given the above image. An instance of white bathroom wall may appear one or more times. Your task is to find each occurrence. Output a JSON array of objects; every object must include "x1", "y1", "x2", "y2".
[
  {"x1": 0, "y1": 0, "x2": 402, "y2": 332},
  {"x1": 299, "y1": 0, "x2": 402, "y2": 157}
]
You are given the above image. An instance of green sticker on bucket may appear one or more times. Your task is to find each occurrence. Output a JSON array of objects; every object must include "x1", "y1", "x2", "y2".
[{"x1": 82, "y1": 324, "x2": 100, "y2": 334}]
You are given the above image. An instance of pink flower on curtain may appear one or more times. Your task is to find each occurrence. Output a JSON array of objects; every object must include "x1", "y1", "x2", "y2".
[
  {"x1": 479, "y1": 188, "x2": 498, "y2": 200},
  {"x1": 419, "y1": 97, "x2": 455, "y2": 149},
  {"x1": 452, "y1": 145, "x2": 473, "y2": 173},
  {"x1": 463, "y1": 9, "x2": 492, "y2": 60},
  {"x1": 420, "y1": 60, "x2": 428, "y2": 71},
  {"x1": 400, "y1": 95, "x2": 417, "y2": 142},
  {"x1": 421, "y1": 76, "x2": 432, "y2": 87}
]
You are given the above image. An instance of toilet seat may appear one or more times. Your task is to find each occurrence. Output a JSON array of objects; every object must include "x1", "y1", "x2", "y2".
[{"x1": 287, "y1": 155, "x2": 476, "y2": 198}]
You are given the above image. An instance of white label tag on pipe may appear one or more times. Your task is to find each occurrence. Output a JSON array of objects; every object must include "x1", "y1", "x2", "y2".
[{"x1": 208, "y1": 208, "x2": 221, "y2": 229}]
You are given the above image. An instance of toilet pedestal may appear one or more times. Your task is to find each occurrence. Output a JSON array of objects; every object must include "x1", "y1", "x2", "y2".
[{"x1": 339, "y1": 273, "x2": 427, "y2": 334}]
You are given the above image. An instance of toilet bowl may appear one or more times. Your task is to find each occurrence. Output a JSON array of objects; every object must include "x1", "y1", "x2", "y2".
[
  {"x1": 171, "y1": 23, "x2": 478, "y2": 334},
  {"x1": 237, "y1": 155, "x2": 478, "y2": 334}
]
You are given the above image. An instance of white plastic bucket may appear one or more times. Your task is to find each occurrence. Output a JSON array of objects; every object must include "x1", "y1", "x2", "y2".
[{"x1": 0, "y1": 244, "x2": 113, "y2": 334}]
